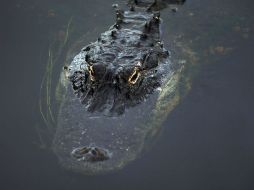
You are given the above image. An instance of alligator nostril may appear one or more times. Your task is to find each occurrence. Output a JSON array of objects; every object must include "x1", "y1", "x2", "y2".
[
  {"x1": 71, "y1": 146, "x2": 111, "y2": 162},
  {"x1": 91, "y1": 149, "x2": 97, "y2": 156}
]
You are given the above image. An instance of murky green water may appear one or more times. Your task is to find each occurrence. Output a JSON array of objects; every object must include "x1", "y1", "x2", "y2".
[{"x1": 1, "y1": 0, "x2": 254, "y2": 189}]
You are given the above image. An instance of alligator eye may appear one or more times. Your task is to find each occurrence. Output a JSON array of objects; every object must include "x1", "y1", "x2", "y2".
[
  {"x1": 87, "y1": 65, "x2": 95, "y2": 81},
  {"x1": 128, "y1": 67, "x2": 140, "y2": 85}
]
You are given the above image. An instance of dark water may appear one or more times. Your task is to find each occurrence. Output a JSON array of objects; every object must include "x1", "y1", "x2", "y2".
[{"x1": 1, "y1": 0, "x2": 254, "y2": 189}]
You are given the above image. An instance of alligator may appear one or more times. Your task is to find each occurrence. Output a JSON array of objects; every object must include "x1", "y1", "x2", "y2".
[{"x1": 53, "y1": 0, "x2": 186, "y2": 174}]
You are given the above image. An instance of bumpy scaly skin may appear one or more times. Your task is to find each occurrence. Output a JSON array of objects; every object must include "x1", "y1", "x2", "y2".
[{"x1": 67, "y1": 1, "x2": 170, "y2": 115}]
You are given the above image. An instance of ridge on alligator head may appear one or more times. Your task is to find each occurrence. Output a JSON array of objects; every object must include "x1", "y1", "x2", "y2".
[{"x1": 65, "y1": 0, "x2": 181, "y2": 115}]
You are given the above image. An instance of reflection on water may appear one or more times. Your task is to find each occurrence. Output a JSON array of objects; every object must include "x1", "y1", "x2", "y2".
[{"x1": 1, "y1": 0, "x2": 254, "y2": 189}]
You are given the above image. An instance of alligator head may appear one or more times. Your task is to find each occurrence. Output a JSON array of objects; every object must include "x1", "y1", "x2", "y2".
[{"x1": 66, "y1": 3, "x2": 172, "y2": 115}]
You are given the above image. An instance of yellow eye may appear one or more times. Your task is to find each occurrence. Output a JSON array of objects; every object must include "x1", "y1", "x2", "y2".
[
  {"x1": 128, "y1": 67, "x2": 140, "y2": 85},
  {"x1": 88, "y1": 65, "x2": 95, "y2": 81}
]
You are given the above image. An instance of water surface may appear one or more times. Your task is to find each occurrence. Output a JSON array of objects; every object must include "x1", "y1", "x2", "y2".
[{"x1": 1, "y1": 0, "x2": 254, "y2": 189}]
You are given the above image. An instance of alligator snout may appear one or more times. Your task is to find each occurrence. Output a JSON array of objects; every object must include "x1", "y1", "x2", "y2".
[{"x1": 71, "y1": 146, "x2": 111, "y2": 162}]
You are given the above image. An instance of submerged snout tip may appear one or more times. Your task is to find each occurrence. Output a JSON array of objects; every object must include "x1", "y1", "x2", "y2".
[{"x1": 71, "y1": 146, "x2": 111, "y2": 162}]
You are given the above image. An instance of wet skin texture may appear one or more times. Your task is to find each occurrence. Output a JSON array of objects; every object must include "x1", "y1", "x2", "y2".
[{"x1": 67, "y1": 0, "x2": 185, "y2": 116}]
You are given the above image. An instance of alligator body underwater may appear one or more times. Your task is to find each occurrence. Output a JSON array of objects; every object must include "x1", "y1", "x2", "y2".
[{"x1": 53, "y1": 0, "x2": 186, "y2": 174}]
